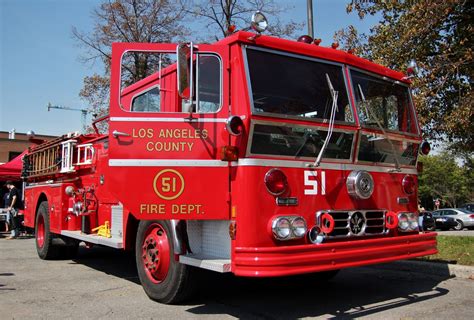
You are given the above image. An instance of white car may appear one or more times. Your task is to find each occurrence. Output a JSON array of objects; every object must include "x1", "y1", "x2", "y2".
[{"x1": 432, "y1": 208, "x2": 474, "y2": 231}]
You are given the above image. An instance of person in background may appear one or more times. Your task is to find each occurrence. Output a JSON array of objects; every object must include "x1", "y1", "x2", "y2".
[{"x1": 5, "y1": 181, "x2": 20, "y2": 239}]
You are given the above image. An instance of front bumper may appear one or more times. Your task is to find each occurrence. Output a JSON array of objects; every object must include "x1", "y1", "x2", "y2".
[{"x1": 233, "y1": 233, "x2": 437, "y2": 277}]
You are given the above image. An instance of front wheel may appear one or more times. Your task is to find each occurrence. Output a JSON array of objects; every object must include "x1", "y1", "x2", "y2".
[
  {"x1": 453, "y1": 220, "x2": 464, "y2": 231},
  {"x1": 135, "y1": 220, "x2": 197, "y2": 304}
]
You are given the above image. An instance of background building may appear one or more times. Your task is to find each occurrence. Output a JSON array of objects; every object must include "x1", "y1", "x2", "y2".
[{"x1": 0, "y1": 130, "x2": 57, "y2": 164}]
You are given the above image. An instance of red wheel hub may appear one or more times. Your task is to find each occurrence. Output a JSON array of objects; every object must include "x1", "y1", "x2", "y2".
[
  {"x1": 141, "y1": 223, "x2": 170, "y2": 283},
  {"x1": 36, "y1": 215, "x2": 45, "y2": 248}
]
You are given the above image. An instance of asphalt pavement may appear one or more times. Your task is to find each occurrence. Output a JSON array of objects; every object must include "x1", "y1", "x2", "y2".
[{"x1": 1, "y1": 236, "x2": 473, "y2": 319}]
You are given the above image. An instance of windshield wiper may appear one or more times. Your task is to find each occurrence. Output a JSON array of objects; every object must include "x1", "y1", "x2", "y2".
[
  {"x1": 307, "y1": 74, "x2": 339, "y2": 167},
  {"x1": 357, "y1": 84, "x2": 401, "y2": 172}
]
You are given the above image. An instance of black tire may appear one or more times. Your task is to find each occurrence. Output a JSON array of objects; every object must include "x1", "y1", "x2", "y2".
[
  {"x1": 35, "y1": 201, "x2": 61, "y2": 260},
  {"x1": 453, "y1": 220, "x2": 464, "y2": 231},
  {"x1": 135, "y1": 220, "x2": 197, "y2": 304}
]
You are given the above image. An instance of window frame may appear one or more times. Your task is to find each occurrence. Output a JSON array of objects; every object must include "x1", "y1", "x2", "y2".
[
  {"x1": 130, "y1": 84, "x2": 161, "y2": 113},
  {"x1": 347, "y1": 66, "x2": 420, "y2": 137},
  {"x1": 242, "y1": 45, "x2": 356, "y2": 126},
  {"x1": 354, "y1": 130, "x2": 420, "y2": 167},
  {"x1": 118, "y1": 49, "x2": 223, "y2": 114},
  {"x1": 245, "y1": 119, "x2": 356, "y2": 163}
]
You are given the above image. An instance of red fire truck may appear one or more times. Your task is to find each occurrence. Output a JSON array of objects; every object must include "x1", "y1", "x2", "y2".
[{"x1": 22, "y1": 15, "x2": 436, "y2": 303}]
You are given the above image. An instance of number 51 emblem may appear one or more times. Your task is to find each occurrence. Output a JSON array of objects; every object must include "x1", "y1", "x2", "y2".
[{"x1": 304, "y1": 170, "x2": 326, "y2": 195}]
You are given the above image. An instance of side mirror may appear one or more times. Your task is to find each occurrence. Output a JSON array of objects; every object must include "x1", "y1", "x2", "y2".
[{"x1": 177, "y1": 42, "x2": 194, "y2": 100}]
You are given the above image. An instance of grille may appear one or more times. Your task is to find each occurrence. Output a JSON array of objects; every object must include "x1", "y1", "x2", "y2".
[{"x1": 318, "y1": 210, "x2": 386, "y2": 238}]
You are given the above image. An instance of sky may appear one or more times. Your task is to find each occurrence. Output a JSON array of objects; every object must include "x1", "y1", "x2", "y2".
[{"x1": 0, "y1": 0, "x2": 380, "y2": 136}]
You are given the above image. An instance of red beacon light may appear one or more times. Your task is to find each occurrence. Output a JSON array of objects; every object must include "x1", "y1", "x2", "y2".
[
  {"x1": 313, "y1": 38, "x2": 322, "y2": 46},
  {"x1": 297, "y1": 35, "x2": 313, "y2": 44},
  {"x1": 419, "y1": 141, "x2": 431, "y2": 155},
  {"x1": 331, "y1": 42, "x2": 339, "y2": 49}
]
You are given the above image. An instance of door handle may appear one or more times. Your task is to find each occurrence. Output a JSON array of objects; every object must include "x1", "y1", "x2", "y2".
[{"x1": 112, "y1": 130, "x2": 131, "y2": 138}]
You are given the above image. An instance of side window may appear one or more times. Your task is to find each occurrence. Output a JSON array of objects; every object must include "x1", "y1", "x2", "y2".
[
  {"x1": 196, "y1": 55, "x2": 221, "y2": 113},
  {"x1": 447, "y1": 210, "x2": 456, "y2": 215},
  {"x1": 131, "y1": 86, "x2": 160, "y2": 112}
]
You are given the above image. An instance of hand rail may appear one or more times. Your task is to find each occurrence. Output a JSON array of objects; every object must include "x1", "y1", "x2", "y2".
[{"x1": 92, "y1": 114, "x2": 110, "y2": 134}]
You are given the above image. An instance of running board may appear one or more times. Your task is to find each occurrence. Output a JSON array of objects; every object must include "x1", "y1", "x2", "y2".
[
  {"x1": 179, "y1": 254, "x2": 231, "y2": 273},
  {"x1": 61, "y1": 230, "x2": 123, "y2": 249}
]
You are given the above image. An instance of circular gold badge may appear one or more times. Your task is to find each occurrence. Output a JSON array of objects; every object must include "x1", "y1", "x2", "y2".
[{"x1": 153, "y1": 169, "x2": 185, "y2": 200}]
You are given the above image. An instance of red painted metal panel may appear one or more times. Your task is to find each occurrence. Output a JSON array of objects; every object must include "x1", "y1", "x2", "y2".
[{"x1": 233, "y1": 233, "x2": 437, "y2": 276}]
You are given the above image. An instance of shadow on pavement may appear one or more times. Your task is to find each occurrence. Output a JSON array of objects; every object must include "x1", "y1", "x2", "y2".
[
  {"x1": 71, "y1": 245, "x2": 140, "y2": 285},
  {"x1": 70, "y1": 245, "x2": 453, "y2": 319}
]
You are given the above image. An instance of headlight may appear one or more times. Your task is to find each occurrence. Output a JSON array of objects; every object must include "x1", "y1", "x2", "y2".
[
  {"x1": 272, "y1": 217, "x2": 291, "y2": 240},
  {"x1": 346, "y1": 170, "x2": 374, "y2": 200},
  {"x1": 398, "y1": 212, "x2": 419, "y2": 232},
  {"x1": 398, "y1": 213, "x2": 409, "y2": 231},
  {"x1": 291, "y1": 217, "x2": 307, "y2": 237},
  {"x1": 271, "y1": 216, "x2": 307, "y2": 240}
]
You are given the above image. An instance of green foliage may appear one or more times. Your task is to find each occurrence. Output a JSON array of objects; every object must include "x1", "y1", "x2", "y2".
[
  {"x1": 418, "y1": 152, "x2": 472, "y2": 208},
  {"x1": 336, "y1": 0, "x2": 473, "y2": 153},
  {"x1": 420, "y1": 236, "x2": 474, "y2": 266}
]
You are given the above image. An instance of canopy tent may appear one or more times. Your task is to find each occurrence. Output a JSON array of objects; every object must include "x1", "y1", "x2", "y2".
[{"x1": 0, "y1": 150, "x2": 26, "y2": 181}]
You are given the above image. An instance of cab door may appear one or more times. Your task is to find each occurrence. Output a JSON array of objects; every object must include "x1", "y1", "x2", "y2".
[{"x1": 107, "y1": 42, "x2": 230, "y2": 220}]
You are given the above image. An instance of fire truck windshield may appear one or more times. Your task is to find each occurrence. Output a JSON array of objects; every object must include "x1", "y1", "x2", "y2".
[
  {"x1": 245, "y1": 47, "x2": 354, "y2": 124},
  {"x1": 350, "y1": 70, "x2": 418, "y2": 135}
]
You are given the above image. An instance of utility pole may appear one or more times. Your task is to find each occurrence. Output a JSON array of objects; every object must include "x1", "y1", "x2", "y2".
[
  {"x1": 47, "y1": 102, "x2": 89, "y2": 131},
  {"x1": 307, "y1": 0, "x2": 314, "y2": 38}
]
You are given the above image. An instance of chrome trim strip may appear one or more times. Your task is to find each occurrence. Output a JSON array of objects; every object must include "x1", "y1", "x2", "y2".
[
  {"x1": 24, "y1": 178, "x2": 80, "y2": 189},
  {"x1": 109, "y1": 159, "x2": 229, "y2": 167},
  {"x1": 110, "y1": 117, "x2": 227, "y2": 123},
  {"x1": 347, "y1": 67, "x2": 421, "y2": 137},
  {"x1": 232, "y1": 158, "x2": 418, "y2": 174}
]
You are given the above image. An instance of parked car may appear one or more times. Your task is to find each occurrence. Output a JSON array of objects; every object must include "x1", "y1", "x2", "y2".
[
  {"x1": 432, "y1": 208, "x2": 474, "y2": 231},
  {"x1": 459, "y1": 203, "x2": 474, "y2": 213},
  {"x1": 431, "y1": 210, "x2": 458, "y2": 230},
  {"x1": 419, "y1": 211, "x2": 436, "y2": 231}
]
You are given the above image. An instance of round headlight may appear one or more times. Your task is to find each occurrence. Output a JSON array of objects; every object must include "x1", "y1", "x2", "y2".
[
  {"x1": 291, "y1": 217, "x2": 307, "y2": 238},
  {"x1": 272, "y1": 217, "x2": 291, "y2": 240},
  {"x1": 251, "y1": 11, "x2": 268, "y2": 33},
  {"x1": 346, "y1": 170, "x2": 374, "y2": 200},
  {"x1": 398, "y1": 213, "x2": 409, "y2": 231},
  {"x1": 409, "y1": 220, "x2": 419, "y2": 231}
]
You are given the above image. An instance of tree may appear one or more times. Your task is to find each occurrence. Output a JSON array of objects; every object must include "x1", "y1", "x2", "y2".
[
  {"x1": 335, "y1": 0, "x2": 473, "y2": 153},
  {"x1": 418, "y1": 153, "x2": 471, "y2": 209},
  {"x1": 72, "y1": 0, "x2": 188, "y2": 119},
  {"x1": 185, "y1": 0, "x2": 303, "y2": 40}
]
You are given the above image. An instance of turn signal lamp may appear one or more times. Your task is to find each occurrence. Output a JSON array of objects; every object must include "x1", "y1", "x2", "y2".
[
  {"x1": 402, "y1": 175, "x2": 415, "y2": 195},
  {"x1": 264, "y1": 168, "x2": 288, "y2": 196},
  {"x1": 220, "y1": 146, "x2": 238, "y2": 161}
]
